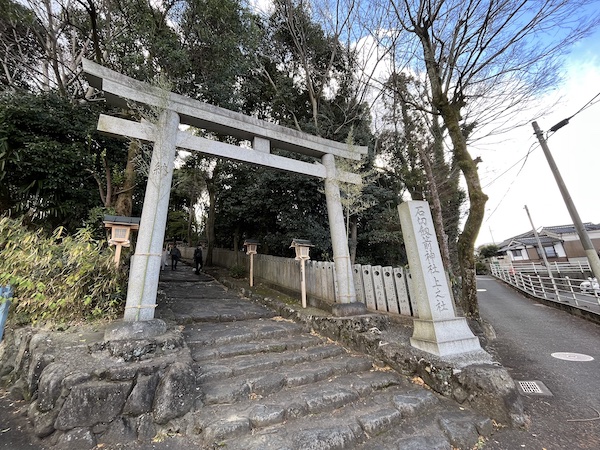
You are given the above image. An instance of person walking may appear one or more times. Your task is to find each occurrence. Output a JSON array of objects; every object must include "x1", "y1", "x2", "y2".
[
  {"x1": 161, "y1": 246, "x2": 168, "y2": 270},
  {"x1": 194, "y1": 244, "x2": 203, "y2": 274},
  {"x1": 170, "y1": 244, "x2": 181, "y2": 270}
]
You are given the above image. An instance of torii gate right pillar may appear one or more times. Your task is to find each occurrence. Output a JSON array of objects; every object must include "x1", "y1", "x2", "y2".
[{"x1": 322, "y1": 154, "x2": 367, "y2": 316}]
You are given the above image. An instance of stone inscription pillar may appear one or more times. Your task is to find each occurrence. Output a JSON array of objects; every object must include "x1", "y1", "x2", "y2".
[
  {"x1": 322, "y1": 154, "x2": 366, "y2": 316},
  {"x1": 124, "y1": 110, "x2": 180, "y2": 321},
  {"x1": 398, "y1": 201, "x2": 481, "y2": 356}
]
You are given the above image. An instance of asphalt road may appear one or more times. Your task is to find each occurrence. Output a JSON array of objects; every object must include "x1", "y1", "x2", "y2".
[
  {"x1": 477, "y1": 275, "x2": 600, "y2": 449},
  {"x1": 0, "y1": 388, "x2": 42, "y2": 449}
]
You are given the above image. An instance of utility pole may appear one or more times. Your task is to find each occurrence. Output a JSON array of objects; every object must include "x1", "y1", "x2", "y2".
[
  {"x1": 532, "y1": 121, "x2": 600, "y2": 280},
  {"x1": 489, "y1": 226, "x2": 496, "y2": 245},
  {"x1": 524, "y1": 205, "x2": 559, "y2": 298},
  {"x1": 524, "y1": 205, "x2": 552, "y2": 272}
]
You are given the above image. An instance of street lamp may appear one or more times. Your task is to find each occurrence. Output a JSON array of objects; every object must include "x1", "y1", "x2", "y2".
[{"x1": 290, "y1": 239, "x2": 313, "y2": 308}]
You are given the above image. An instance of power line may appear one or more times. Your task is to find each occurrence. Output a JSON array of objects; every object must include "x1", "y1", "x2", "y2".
[
  {"x1": 484, "y1": 142, "x2": 538, "y2": 222},
  {"x1": 547, "y1": 91, "x2": 600, "y2": 137},
  {"x1": 483, "y1": 91, "x2": 600, "y2": 225},
  {"x1": 569, "y1": 91, "x2": 600, "y2": 118},
  {"x1": 486, "y1": 90, "x2": 600, "y2": 216},
  {"x1": 483, "y1": 141, "x2": 537, "y2": 189}
]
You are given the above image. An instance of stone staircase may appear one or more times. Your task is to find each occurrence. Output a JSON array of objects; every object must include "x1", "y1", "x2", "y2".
[{"x1": 157, "y1": 271, "x2": 494, "y2": 449}]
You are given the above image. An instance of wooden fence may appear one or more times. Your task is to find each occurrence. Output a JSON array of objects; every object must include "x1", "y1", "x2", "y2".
[{"x1": 207, "y1": 248, "x2": 418, "y2": 318}]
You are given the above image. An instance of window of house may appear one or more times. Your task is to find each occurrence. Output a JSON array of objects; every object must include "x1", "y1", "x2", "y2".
[
  {"x1": 535, "y1": 245, "x2": 558, "y2": 258},
  {"x1": 511, "y1": 249, "x2": 522, "y2": 258}
]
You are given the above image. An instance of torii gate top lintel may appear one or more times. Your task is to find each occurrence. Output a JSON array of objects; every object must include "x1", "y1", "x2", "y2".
[{"x1": 82, "y1": 59, "x2": 367, "y2": 163}]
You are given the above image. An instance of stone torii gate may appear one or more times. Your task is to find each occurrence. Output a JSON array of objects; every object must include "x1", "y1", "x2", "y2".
[{"x1": 82, "y1": 59, "x2": 368, "y2": 322}]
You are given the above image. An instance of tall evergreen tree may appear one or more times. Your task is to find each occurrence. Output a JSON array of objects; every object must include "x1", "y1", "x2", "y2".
[
  {"x1": 209, "y1": 0, "x2": 375, "y2": 262},
  {"x1": 0, "y1": 92, "x2": 107, "y2": 230}
]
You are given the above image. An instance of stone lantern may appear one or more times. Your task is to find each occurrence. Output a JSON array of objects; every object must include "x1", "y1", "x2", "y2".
[
  {"x1": 103, "y1": 215, "x2": 140, "y2": 266},
  {"x1": 290, "y1": 239, "x2": 313, "y2": 308},
  {"x1": 243, "y1": 239, "x2": 260, "y2": 287}
]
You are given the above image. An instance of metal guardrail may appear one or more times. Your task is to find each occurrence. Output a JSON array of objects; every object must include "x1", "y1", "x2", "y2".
[
  {"x1": 490, "y1": 265, "x2": 600, "y2": 315},
  {"x1": 500, "y1": 260, "x2": 591, "y2": 274}
]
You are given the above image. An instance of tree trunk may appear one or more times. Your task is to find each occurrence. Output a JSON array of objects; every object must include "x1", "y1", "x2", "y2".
[
  {"x1": 419, "y1": 143, "x2": 452, "y2": 276},
  {"x1": 441, "y1": 102, "x2": 487, "y2": 318},
  {"x1": 418, "y1": 32, "x2": 488, "y2": 319},
  {"x1": 205, "y1": 176, "x2": 217, "y2": 267},
  {"x1": 430, "y1": 114, "x2": 455, "y2": 276},
  {"x1": 187, "y1": 190, "x2": 195, "y2": 245},
  {"x1": 234, "y1": 225, "x2": 240, "y2": 266},
  {"x1": 114, "y1": 140, "x2": 139, "y2": 216},
  {"x1": 349, "y1": 217, "x2": 358, "y2": 265}
]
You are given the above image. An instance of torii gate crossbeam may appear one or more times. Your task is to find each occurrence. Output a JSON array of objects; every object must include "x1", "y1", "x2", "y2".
[{"x1": 82, "y1": 59, "x2": 368, "y2": 320}]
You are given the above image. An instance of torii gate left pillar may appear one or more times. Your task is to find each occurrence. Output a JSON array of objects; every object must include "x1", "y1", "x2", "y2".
[{"x1": 124, "y1": 110, "x2": 180, "y2": 321}]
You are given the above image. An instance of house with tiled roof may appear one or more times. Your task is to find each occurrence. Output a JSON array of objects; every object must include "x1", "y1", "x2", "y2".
[{"x1": 496, "y1": 223, "x2": 600, "y2": 264}]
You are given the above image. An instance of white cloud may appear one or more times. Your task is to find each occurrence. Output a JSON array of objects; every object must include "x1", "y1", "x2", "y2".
[{"x1": 247, "y1": 0, "x2": 274, "y2": 16}]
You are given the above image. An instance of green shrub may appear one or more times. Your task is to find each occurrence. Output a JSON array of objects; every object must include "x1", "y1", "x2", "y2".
[
  {"x1": 475, "y1": 261, "x2": 489, "y2": 275},
  {"x1": 229, "y1": 265, "x2": 247, "y2": 279},
  {"x1": 0, "y1": 216, "x2": 127, "y2": 325}
]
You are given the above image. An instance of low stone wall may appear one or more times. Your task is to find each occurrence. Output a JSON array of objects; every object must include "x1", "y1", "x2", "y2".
[
  {"x1": 0, "y1": 322, "x2": 195, "y2": 449},
  {"x1": 310, "y1": 316, "x2": 527, "y2": 428}
]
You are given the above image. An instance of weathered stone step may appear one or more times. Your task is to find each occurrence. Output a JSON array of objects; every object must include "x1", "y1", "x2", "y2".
[
  {"x1": 197, "y1": 354, "x2": 375, "y2": 406},
  {"x1": 183, "y1": 318, "x2": 306, "y2": 346},
  {"x1": 193, "y1": 370, "x2": 405, "y2": 445},
  {"x1": 157, "y1": 287, "x2": 277, "y2": 323},
  {"x1": 350, "y1": 388, "x2": 440, "y2": 435},
  {"x1": 203, "y1": 384, "x2": 442, "y2": 449},
  {"x1": 189, "y1": 334, "x2": 323, "y2": 362},
  {"x1": 359, "y1": 433, "x2": 451, "y2": 450},
  {"x1": 205, "y1": 384, "x2": 493, "y2": 450},
  {"x1": 355, "y1": 407, "x2": 494, "y2": 450},
  {"x1": 221, "y1": 417, "x2": 364, "y2": 450},
  {"x1": 194, "y1": 344, "x2": 347, "y2": 382}
]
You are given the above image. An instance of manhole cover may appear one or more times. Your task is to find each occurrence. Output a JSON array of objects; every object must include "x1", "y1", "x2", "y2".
[
  {"x1": 551, "y1": 352, "x2": 594, "y2": 362},
  {"x1": 517, "y1": 380, "x2": 553, "y2": 396}
]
